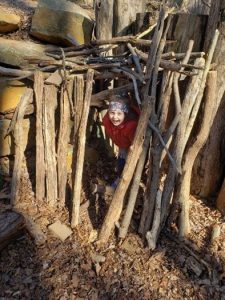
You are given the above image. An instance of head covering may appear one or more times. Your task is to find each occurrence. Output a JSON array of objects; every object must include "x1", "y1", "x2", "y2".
[{"x1": 109, "y1": 101, "x2": 129, "y2": 113}]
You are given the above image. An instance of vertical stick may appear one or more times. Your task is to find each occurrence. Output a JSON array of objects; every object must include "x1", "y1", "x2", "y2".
[
  {"x1": 43, "y1": 85, "x2": 58, "y2": 207},
  {"x1": 119, "y1": 129, "x2": 151, "y2": 239},
  {"x1": 71, "y1": 69, "x2": 94, "y2": 228},
  {"x1": 57, "y1": 80, "x2": 73, "y2": 206},
  {"x1": 11, "y1": 89, "x2": 33, "y2": 205},
  {"x1": 34, "y1": 71, "x2": 45, "y2": 202}
]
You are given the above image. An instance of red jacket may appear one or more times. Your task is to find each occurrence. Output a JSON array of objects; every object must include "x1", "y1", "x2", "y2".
[{"x1": 102, "y1": 113, "x2": 139, "y2": 149}]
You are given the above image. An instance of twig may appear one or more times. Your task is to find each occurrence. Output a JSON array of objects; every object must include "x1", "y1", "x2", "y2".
[
  {"x1": 127, "y1": 43, "x2": 144, "y2": 76},
  {"x1": 149, "y1": 121, "x2": 178, "y2": 172}
]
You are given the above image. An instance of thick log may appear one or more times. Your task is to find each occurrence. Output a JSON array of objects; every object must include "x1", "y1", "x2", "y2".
[
  {"x1": 192, "y1": 6, "x2": 225, "y2": 198},
  {"x1": 113, "y1": 0, "x2": 146, "y2": 36},
  {"x1": 178, "y1": 70, "x2": 218, "y2": 238},
  {"x1": 71, "y1": 69, "x2": 94, "y2": 227},
  {"x1": 95, "y1": 0, "x2": 113, "y2": 40},
  {"x1": 43, "y1": 85, "x2": 58, "y2": 206},
  {"x1": 57, "y1": 81, "x2": 73, "y2": 206},
  {"x1": 98, "y1": 96, "x2": 152, "y2": 244},
  {"x1": 34, "y1": 71, "x2": 45, "y2": 202},
  {"x1": 10, "y1": 89, "x2": 33, "y2": 205},
  {"x1": 0, "y1": 211, "x2": 25, "y2": 251}
]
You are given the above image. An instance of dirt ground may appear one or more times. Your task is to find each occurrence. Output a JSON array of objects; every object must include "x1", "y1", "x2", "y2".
[{"x1": 1, "y1": 1, "x2": 225, "y2": 299}]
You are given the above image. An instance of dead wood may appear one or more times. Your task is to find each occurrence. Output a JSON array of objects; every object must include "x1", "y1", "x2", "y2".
[
  {"x1": 34, "y1": 72, "x2": 45, "y2": 202},
  {"x1": 57, "y1": 81, "x2": 73, "y2": 207},
  {"x1": 119, "y1": 130, "x2": 152, "y2": 239},
  {"x1": 0, "y1": 66, "x2": 33, "y2": 78},
  {"x1": 10, "y1": 89, "x2": 33, "y2": 205},
  {"x1": 98, "y1": 96, "x2": 152, "y2": 244},
  {"x1": 0, "y1": 211, "x2": 25, "y2": 251},
  {"x1": 71, "y1": 69, "x2": 94, "y2": 228},
  {"x1": 43, "y1": 85, "x2": 58, "y2": 207},
  {"x1": 178, "y1": 71, "x2": 218, "y2": 238}
]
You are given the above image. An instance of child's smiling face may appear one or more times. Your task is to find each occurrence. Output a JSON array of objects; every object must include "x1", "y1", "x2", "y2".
[{"x1": 108, "y1": 109, "x2": 125, "y2": 126}]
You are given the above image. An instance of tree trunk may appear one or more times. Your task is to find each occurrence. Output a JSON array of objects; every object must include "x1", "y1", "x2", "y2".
[
  {"x1": 192, "y1": 4, "x2": 225, "y2": 198},
  {"x1": 95, "y1": 0, "x2": 114, "y2": 40},
  {"x1": 179, "y1": 0, "x2": 211, "y2": 14},
  {"x1": 216, "y1": 178, "x2": 225, "y2": 215},
  {"x1": 113, "y1": 0, "x2": 146, "y2": 36}
]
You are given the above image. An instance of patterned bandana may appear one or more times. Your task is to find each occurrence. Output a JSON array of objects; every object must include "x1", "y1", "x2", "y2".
[{"x1": 109, "y1": 101, "x2": 129, "y2": 113}]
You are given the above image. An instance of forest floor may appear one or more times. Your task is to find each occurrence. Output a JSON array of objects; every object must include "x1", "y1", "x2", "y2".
[
  {"x1": 1, "y1": 1, "x2": 225, "y2": 299},
  {"x1": 1, "y1": 145, "x2": 225, "y2": 300}
]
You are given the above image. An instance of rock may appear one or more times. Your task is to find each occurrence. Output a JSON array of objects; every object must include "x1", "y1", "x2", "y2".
[
  {"x1": 48, "y1": 220, "x2": 73, "y2": 241},
  {"x1": 0, "y1": 37, "x2": 53, "y2": 67},
  {"x1": 30, "y1": 0, "x2": 94, "y2": 46},
  {"x1": 0, "y1": 117, "x2": 35, "y2": 157},
  {"x1": 0, "y1": 81, "x2": 27, "y2": 113},
  {"x1": 120, "y1": 236, "x2": 142, "y2": 255},
  {"x1": 87, "y1": 229, "x2": 98, "y2": 243},
  {"x1": 216, "y1": 178, "x2": 225, "y2": 215},
  {"x1": 90, "y1": 252, "x2": 106, "y2": 264},
  {"x1": 0, "y1": 10, "x2": 20, "y2": 33}
]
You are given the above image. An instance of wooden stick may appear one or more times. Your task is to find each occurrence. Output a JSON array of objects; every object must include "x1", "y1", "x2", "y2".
[
  {"x1": 57, "y1": 80, "x2": 73, "y2": 207},
  {"x1": 119, "y1": 130, "x2": 151, "y2": 239},
  {"x1": 127, "y1": 43, "x2": 144, "y2": 76},
  {"x1": 146, "y1": 190, "x2": 162, "y2": 250},
  {"x1": 34, "y1": 72, "x2": 45, "y2": 202},
  {"x1": 98, "y1": 96, "x2": 152, "y2": 244},
  {"x1": 0, "y1": 66, "x2": 33, "y2": 78},
  {"x1": 71, "y1": 69, "x2": 94, "y2": 228},
  {"x1": 10, "y1": 89, "x2": 33, "y2": 205},
  {"x1": 43, "y1": 85, "x2": 58, "y2": 207}
]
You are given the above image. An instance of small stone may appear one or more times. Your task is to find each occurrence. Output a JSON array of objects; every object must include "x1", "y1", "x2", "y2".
[
  {"x1": 72, "y1": 273, "x2": 79, "y2": 288},
  {"x1": 90, "y1": 252, "x2": 106, "y2": 264},
  {"x1": 48, "y1": 220, "x2": 72, "y2": 241}
]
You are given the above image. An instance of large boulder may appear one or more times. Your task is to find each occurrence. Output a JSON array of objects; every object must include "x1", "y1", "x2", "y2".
[
  {"x1": 0, "y1": 81, "x2": 28, "y2": 113},
  {"x1": 0, "y1": 38, "x2": 52, "y2": 67},
  {"x1": 0, "y1": 10, "x2": 21, "y2": 33},
  {"x1": 0, "y1": 117, "x2": 35, "y2": 157},
  {"x1": 30, "y1": 0, "x2": 94, "y2": 46}
]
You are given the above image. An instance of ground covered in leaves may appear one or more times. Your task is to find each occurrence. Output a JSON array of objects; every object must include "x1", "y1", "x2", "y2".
[{"x1": 1, "y1": 147, "x2": 225, "y2": 300}]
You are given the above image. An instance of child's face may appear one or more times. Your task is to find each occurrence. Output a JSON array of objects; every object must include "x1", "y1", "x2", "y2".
[{"x1": 108, "y1": 109, "x2": 125, "y2": 126}]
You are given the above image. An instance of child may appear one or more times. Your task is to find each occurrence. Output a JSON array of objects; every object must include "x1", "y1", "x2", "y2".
[{"x1": 92, "y1": 94, "x2": 139, "y2": 194}]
